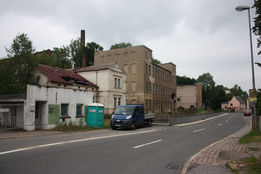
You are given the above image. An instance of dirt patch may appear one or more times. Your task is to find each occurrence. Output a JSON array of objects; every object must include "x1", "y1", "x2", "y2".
[{"x1": 218, "y1": 150, "x2": 251, "y2": 161}]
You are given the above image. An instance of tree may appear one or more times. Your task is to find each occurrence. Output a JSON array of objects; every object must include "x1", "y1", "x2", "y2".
[
  {"x1": 229, "y1": 84, "x2": 248, "y2": 102},
  {"x1": 177, "y1": 75, "x2": 198, "y2": 85},
  {"x1": 253, "y1": 0, "x2": 261, "y2": 66},
  {"x1": 110, "y1": 42, "x2": 132, "y2": 50},
  {"x1": 69, "y1": 39, "x2": 103, "y2": 67},
  {"x1": 152, "y1": 58, "x2": 161, "y2": 64},
  {"x1": 197, "y1": 73, "x2": 215, "y2": 108},
  {"x1": 6, "y1": 33, "x2": 35, "y2": 57},
  {"x1": 1, "y1": 33, "x2": 38, "y2": 94},
  {"x1": 208, "y1": 86, "x2": 227, "y2": 110}
]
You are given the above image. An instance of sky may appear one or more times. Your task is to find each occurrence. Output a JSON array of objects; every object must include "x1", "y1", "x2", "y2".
[{"x1": 0, "y1": 0, "x2": 260, "y2": 92}]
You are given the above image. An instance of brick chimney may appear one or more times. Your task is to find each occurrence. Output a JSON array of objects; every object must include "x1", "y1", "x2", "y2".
[{"x1": 81, "y1": 30, "x2": 86, "y2": 67}]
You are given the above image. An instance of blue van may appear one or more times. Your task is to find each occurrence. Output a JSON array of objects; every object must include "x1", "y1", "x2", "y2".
[{"x1": 110, "y1": 105, "x2": 155, "y2": 130}]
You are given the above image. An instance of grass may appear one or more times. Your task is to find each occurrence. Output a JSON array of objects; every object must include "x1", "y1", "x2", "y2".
[
  {"x1": 55, "y1": 118, "x2": 111, "y2": 132},
  {"x1": 248, "y1": 147, "x2": 260, "y2": 151},
  {"x1": 240, "y1": 129, "x2": 261, "y2": 144},
  {"x1": 226, "y1": 157, "x2": 261, "y2": 174}
]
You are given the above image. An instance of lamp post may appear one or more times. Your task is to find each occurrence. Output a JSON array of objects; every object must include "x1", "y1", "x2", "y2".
[{"x1": 236, "y1": 5, "x2": 257, "y2": 129}]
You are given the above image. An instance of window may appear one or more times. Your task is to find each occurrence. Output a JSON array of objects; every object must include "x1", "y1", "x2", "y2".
[
  {"x1": 76, "y1": 104, "x2": 83, "y2": 116},
  {"x1": 114, "y1": 77, "x2": 121, "y2": 89},
  {"x1": 114, "y1": 97, "x2": 117, "y2": 108},
  {"x1": 114, "y1": 78, "x2": 117, "y2": 88},
  {"x1": 114, "y1": 97, "x2": 122, "y2": 108},
  {"x1": 61, "y1": 104, "x2": 69, "y2": 117},
  {"x1": 118, "y1": 98, "x2": 121, "y2": 106},
  {"x1": 132, "y1": 82, "x2": 136, "y2": 92},
  {"x1": 149, "y1": 65, "x2": 151, "y2": 75},
  {"x1": 132, "y1": 63, "x2": 136, "y2": 74}
]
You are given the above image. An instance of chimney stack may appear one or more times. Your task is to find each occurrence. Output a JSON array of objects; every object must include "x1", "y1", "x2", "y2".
[{"x1": 81, "y1": 30, "x2": 86, "y2": 67}]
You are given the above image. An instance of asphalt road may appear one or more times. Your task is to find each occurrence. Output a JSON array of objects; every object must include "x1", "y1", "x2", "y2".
[{"x1": 0, "y1": 113, "x2": 245, "y2": 174}]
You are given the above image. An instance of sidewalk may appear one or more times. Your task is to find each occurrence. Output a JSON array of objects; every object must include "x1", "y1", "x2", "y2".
[
  {"x1": 0, "y1": 129, "x2": 62, "y2": 140},
  {"x1": 182, "y1": 117, "x2": 252, "y2": 174}
]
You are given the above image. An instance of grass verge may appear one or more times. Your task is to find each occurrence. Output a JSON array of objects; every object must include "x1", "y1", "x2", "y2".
[
  {"x1": 240, "y1": 129, "x2": 261, "y2": 144},
  {"x1": 55, "y1": 118, "x2": 111, "y2": 132}
]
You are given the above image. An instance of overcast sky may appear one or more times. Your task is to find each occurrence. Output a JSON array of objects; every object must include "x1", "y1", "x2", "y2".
[{"x1": 0, "y1": 0, "x2": 260, "y2": 92}]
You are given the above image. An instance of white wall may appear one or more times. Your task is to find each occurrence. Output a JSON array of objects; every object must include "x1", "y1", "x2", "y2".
[
  {"x1": 24, "y1": 85, "x2": 94, "y2": 130},
  {"x1": 78, "y1": 65, "x2": 126, "y2": 114}
]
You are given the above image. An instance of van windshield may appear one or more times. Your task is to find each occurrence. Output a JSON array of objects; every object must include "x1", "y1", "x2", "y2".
[{"x1": 114, "y1": 107, "x2": 135, "y2": 115}]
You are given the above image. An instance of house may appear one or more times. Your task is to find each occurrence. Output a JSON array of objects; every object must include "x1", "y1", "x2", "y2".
[
  {"x1": 0, "y1": 64, "x2": 98, "y2": 130},
  {"x1": 94, "y1": 45, "x2": 176, "y2": 113},
  {"x1": 176, "y1": 83, "x2": 202, "y2": 110},
  {"x1": 221, "y1": 96, "x2": 246, "y2": 112},
  {"x1": 74, "y1": 64, "x2": 126, "y2": 114}
]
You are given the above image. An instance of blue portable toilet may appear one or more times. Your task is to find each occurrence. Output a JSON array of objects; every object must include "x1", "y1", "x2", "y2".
[{"x1": 86, "y1": 103, "x2": 104, "y2": 128}]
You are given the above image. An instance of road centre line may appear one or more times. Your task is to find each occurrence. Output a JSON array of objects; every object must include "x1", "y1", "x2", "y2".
[
  {"x1": 217, "y1": 123, "x2": 223, "y2": 126},
  {"x1": 133, "y1": 139, "x2": 162, "y2": 149},
  {"x1": 193, "y1": 128, "x2": 205, "y2": 133},
  {"x1": 0, "y1": 129, "x2": 158, "y2": 156}
]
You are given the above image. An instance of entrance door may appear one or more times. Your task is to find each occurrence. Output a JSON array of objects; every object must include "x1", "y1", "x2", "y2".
[{"x1": 35, "y1": 101, "x2": 46, "y2": 130}]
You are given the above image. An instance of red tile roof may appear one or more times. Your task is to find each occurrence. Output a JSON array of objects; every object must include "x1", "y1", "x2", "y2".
[{"x1": 37, "y1": 64, "x2": 97, "y2": 87}]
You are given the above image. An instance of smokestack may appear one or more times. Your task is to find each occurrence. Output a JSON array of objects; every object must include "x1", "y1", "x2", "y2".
[{"x1": 81, "y1": 30, "x2": 86, "y2": 67}]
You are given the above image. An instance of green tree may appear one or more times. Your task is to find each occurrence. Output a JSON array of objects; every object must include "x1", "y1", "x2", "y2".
[
  {"x1": 253, "y1": 0, "x2": 261, "y2": 66},
  {"x1": 110, "y1": 42, "x2": 132, "y2": 50},
  {"x1": 0, "y1": 33, "x2": 38, "y2": 94},
  {"x1": 6, "y1": 33, "x2": 35, "y2": 57},
  {"x1": 229, "y1": 84, "x2": 248, "y2": 102},
  {"x1": 69, "y1": 39, "x2": 103, "y2": 67},
  {"x1": 177, "y1": 75, "x2": 198, "y2": 85},
  {"x1": 152, "y1": 58, "x2": 161, "y2": 64},
  {"x1": 197, "y1": 73, "x2": 215, "y2": 108},
  {"x1": 208, "y1": 87, "x2": 227, "y2": 110}
]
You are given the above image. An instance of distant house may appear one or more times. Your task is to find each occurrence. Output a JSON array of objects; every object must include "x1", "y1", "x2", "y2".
[
  {"x1": 221, "y1": 96, "x2": 246, "y2": 112},
  {"x1": 0, "y1": 64, "x2": 98, "y2": 130},
  {"x1": 176, "y1": 83, "x2": 202, "y2": 110},
  {"x1": 75, "y1": 64, "x2": 126, "y2": 114}
]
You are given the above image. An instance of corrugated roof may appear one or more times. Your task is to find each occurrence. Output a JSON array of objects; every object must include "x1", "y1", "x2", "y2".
[
  {"x1": 74, "y1": 64, "x2": 114, "y2": 72},
  {"x1": 235, "y1": 96, "x2": 245, "y2": 105},
  {"x1": 37, "y1": 65, "x2": 97, "y2": 87}
]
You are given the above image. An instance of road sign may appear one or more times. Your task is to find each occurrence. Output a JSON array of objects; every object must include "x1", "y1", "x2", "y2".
[{"x1": 249, "y1": 89, "x2": 257, "y2": 102}]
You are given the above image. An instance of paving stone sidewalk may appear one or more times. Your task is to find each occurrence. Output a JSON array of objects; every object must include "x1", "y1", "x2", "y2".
[{"x1": 185, "y1": 117, "x2": 252, "y2": 174}]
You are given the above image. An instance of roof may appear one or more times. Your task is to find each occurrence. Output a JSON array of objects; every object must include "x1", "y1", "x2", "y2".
[
  {"x1": 0, "y1": 94, "x2": 26, "y2": 103},
  {"x1": 234, "y1": 96, "x2": 245, "y2": 105},
  {"x1": 37, "y1": 64, "x2": 97, "y2": 87},
  {"x1": 74, "y1": 64, "x2": 114, "y2": 72},
  {"x1": 88, "y1": 103, "x2": 104, "y2": 107}
]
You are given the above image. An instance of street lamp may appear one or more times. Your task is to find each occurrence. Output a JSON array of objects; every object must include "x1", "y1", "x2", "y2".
[{"x1": 236, "y1": 5, "x2": 257, "y2": 128}]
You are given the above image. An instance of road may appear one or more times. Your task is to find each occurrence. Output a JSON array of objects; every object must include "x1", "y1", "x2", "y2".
[{"x1": 0, "y1": 113, "x2": 245, "y2": 174}]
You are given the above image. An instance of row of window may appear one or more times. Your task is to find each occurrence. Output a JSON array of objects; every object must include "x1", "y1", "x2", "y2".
[
  {"x1": 145, "y1": 81, "x2": 172, "y2": 95},
  {"x1": 61, "y1": 104, "x2": 84, "y2": 117},
  {"x1": 145, "y1": 99, "x2": 172, "y2": 111},
  {"x1": 145, "y1": 63, "x2": 172, "y2": 81},
  {"x1": 99, "y1": 51, "x2": 136, "y2": 59}
]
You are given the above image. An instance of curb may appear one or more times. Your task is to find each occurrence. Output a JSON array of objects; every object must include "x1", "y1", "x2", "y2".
[
  {"x1": 181, "y1": 115, "x2": 251, "y2": 174},
  {"x1": 175, "y1": 113, "x2": 228, "y2": 127}
]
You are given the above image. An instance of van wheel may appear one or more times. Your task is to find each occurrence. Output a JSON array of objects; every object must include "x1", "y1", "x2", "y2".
[
  {"x1": 148, "y1": 120, "x2": 152, "y2": 127},
  {"x1": 130, "y1": 123, "x2": 136, "y2": 130}
]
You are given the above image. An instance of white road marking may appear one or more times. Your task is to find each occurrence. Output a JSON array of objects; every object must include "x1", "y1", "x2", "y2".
[
  {"x1": 217, "y1": 123, "x2": 223, "y2": 126},
  {"x1": 133, "y1": 139, "x2": 162, "y2": 149},
  {"x1": 0, "y1": 129, "x2": 158, "y2": 156},
  {"x1": 193, "y1": 128, "x2": 205, "y2": 133}
]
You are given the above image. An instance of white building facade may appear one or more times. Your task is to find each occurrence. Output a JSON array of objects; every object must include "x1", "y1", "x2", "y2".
[{"x1": 76, "y1": 64, "x2": 126, "y2": 114}]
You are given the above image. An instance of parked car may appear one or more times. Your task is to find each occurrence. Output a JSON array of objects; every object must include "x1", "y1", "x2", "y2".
[
  {"x1": 110, "y1": 104, "x2": 155, "y2": 130},
  {"x1": 244, "y1": 109, "x2": 251, "y2": 116}
]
